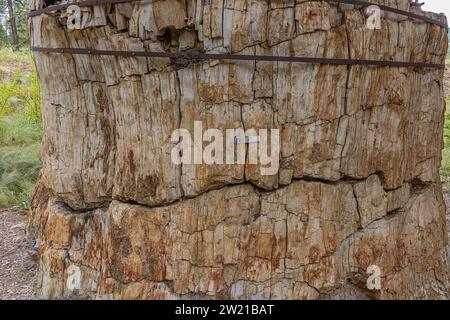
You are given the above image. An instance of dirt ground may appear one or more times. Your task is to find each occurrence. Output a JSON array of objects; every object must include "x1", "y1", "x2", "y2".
[{"x1": 0, "y1": 209, "x2": 37, "y2": 300}]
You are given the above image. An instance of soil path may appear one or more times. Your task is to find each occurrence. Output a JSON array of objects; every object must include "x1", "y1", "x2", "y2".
[{"x1": 0, "y1": 209, "x2": 37, "y2": 300}]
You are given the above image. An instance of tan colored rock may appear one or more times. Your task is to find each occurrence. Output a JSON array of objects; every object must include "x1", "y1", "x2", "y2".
[
  {"x1": 354, "y1": 175, "x2": 388, "y2": 228},
  {"x1": 28, "y1": 0, "x2": 449, "y2": 299},
  {"x1": 34, "y1": 181, "x2": 448, "y2": 299}
]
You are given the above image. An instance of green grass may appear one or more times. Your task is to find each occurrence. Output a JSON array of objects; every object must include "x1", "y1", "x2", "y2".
[
  {"x1": 0, "y1": 47, "x2": 33, "y2": 66},
  {"x1": 0, "y1": 48, "x2": 42, "y2": 209}
]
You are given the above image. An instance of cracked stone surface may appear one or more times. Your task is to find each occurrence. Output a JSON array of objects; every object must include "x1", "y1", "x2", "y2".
[{"x1": 28, "y1": 0, "x2": 449, "y2": 299}]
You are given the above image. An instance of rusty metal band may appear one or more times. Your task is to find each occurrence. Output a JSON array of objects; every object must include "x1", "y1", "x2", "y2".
[
  {"x1": 28, "y1": 0, "x2": 448, "y2": 28},
  {"x1": 31, "y1": 46, "x2": 445, "y2": 69},
  {"x1": 28, "y1": 0, "x2": 136, "y2": 17},
  {"x1": 328, "y1": 0, "x2": 448, "y2": 28}
]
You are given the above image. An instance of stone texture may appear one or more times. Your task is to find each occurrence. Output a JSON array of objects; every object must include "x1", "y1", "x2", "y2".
[
  {"x1": 33, "y1": 181, "x2": 448, "y2": 299},
  {"x1": 28, "y1": 0, "x2": 449, "y2": 299}
]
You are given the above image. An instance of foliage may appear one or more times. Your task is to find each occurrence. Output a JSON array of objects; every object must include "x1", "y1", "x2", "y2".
[
  {"x1": 0, "y1": 22, "x2": 7, "y2": 45},
  {"x1": 0, "y1": 46, "x2": 32, "y2": 65},
  {"x1": 0, "y1": 114, "x2": 42, "y2": 208},
  {"x1": 0, "y1": 49, "x2": 42, "y2": 208},
  {"x1": 0, "y1": 0, "x2": 29, "y2": 48},
  {"x1": 0, "y1": 49, "x2": 40, "y2": 120}
]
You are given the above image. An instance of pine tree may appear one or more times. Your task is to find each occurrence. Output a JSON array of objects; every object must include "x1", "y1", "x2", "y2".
[{"x1": 0, "y1": 0, "x2": 29, "y2": 49}]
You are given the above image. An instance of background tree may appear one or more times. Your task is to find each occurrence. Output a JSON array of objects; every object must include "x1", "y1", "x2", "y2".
[
  {"x1": 0, "y1": 0, "x2": 29, "y2": 49},
  {"x1": 6, "y1": 0, "x2": 18, "y2": 49},
  {"x1": 0, "y1": 23, "x2": 8, "y2": 45}
]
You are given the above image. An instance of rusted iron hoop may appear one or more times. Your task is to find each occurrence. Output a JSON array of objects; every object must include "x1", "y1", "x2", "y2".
[
  {"x1": 31, "y1": 46, "x2": 445, "y2": 69},
  {"x1": 28, "y1": 0, "x2": 136, "y2": 17},
  {"x1": 329, "y1": 0, "x2": 447, "y2": 28},
  {"x1": 28, "y1": 0, "x2": 448, "y2": 29}
]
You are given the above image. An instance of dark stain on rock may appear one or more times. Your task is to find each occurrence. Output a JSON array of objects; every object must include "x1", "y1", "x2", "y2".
[
  {"x1": 308, "y1": 245, "x2": 321, "y2": 264},
  {"x1": 109, "y1": 224, "x2": 133, "y2": 280},
  {"x1": 308, "y1": 11, "x2": 319, "y2": 19},
  {"x1": 95, "y1": 88, "x2": 107, "y2": 113},
  {"x1": 128, "y1": 150, "x2": 136, "y2": 175},
  {"x1": 138, "y1": 175, "x2": 160, "y2": 198},
  {"x1": 310, "y1": 143, "x2": 323, "y2": 162}
]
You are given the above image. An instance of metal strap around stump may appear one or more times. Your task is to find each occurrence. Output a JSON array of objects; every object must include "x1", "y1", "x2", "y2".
[
  {"x1": 28, "y1": 0, "x2": 448, "y2": 29},
  {"x1": 28, "y1": 0, "x2": 137, "y2": 17},
  {"x1": 328, "y1": 0, "x2": 448, "y2": 28},
  {"x1": 31, "y1": 46, "x2": 445, "y2": 69}
]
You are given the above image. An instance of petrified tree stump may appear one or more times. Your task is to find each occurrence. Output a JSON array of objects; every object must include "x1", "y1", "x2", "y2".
[{"x1": 28, "y1": 0, "x2": 450, "y2": 299}]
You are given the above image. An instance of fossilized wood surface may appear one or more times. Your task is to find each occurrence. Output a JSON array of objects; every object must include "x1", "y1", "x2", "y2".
[{"x1": 28, "y1": 0, "x2": 450, "y2": 299}]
